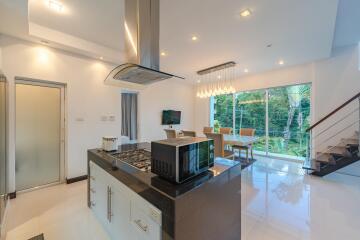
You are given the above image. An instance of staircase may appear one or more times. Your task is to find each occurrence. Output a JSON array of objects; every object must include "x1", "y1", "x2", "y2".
[
  {"x1": 310, "y1": 131, "x2": 359, "y2": 176},
  {"x1": 303, "y1": 92, "x2": 360, "y2": 177}
]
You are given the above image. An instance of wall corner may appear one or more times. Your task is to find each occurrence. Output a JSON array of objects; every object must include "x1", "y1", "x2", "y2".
[{"x1": 358, "y1": 42, "x2": 360, "y2": 71}]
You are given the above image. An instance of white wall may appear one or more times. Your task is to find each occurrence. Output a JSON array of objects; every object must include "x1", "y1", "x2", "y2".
[
  {"x1": 0, "y1": 35, "x2": 122, "y2": 191},
  {"x1": 194, "y1": 59, "x2": 315, "y2": 135},
  {"x1": 311, "y1": 45, "x2": 360, "y2": 152},
  {"x1": 0, "y1": 35, "x2": 196, "y2": 192},
  {"x1": 0, "y1": 46, "x2": 2, "y2": 70},
  {"x1": 194, "y1": 44, "x2": 360, "y2": 151},
  {"x1": 138, "y1": 79, "x2": 194, "y2": 142}
]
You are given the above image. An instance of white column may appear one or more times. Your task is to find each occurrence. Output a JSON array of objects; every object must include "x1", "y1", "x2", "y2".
[
  {"x1": 209, "y1": 96, "x2": 214, "y2": 127},
  {"x1": 265, "y1": 90, "x2": 269, "y2": 156}
]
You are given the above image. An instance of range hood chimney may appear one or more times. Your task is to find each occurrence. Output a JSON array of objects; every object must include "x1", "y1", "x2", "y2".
[{"x1": 105, "y1": 0, "x2": 183, "y2": 90}]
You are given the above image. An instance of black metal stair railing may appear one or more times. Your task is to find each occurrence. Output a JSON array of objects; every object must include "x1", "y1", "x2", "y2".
[{"x1": 303, "y1": 92, "x2": 360, "y2": 176}]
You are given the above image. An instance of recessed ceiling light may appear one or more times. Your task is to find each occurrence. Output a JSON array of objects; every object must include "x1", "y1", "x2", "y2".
[
  {"x1": 160, "y1": 51, "x2": 166, "y2": 56},
  {"x1": 278, "y1": 60, "x2": 285, "y2": 65},
  {"x1": 99, "y1": 56, "x2": 104, "y2": 60},
  {"x1": 191, "y1": 36, "x2": 198, "y2": 41},
  {"x1": 47, "y1": 0, "x2": 63, "y2": 13},
  {"x1": 197, "y1": 79, "x2": 201, "y2": 83},
  {"x1": 244, "y1": 68, "x2": 249, "y2": 73},
  {"x1": 240, "y1": 9, "x2": 252, "y2": 17},
  {"x1": 217, "y1": 75, "x2": 222, "y2": 79}
]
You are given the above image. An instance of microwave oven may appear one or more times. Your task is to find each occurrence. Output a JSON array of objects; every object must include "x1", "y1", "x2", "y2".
[{"x1": 151, "y1": 137, "x2": 214, "y2": 183}]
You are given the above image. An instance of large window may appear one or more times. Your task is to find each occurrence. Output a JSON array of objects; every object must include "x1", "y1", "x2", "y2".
[
  {"x1": 210, "y1": 84, "x2": 311, "y2": 159},
  {"x1": 235, "y1": 90, "x2": 266, "y2": 152},
  {"x1": 213, "y1": 94, "x2": 233, "y2": 133},
  {"x1": 268, "y1": 85, "x2": 311, "y2": 157}
]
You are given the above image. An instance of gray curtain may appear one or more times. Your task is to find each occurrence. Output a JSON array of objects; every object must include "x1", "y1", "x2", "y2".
[{"x1": 121, "y1": 93, "x2": 138, "y2": 140}]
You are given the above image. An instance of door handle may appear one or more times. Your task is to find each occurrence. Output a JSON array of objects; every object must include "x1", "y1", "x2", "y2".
[{"x1": 134, "y1": 219, "x2": 148, "y2": 232}]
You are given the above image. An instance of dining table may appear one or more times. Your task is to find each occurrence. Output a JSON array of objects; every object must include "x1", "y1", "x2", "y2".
[
  {"x1": 223, "y1": 134, "x2": 258, "y2": 161},
  {"x1": 223, "y1": 134, "x2": 258, "y2": 146}
]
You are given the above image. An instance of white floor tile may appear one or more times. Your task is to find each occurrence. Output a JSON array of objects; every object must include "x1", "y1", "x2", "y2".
[
  {"x1": 4, "y1": 157, "x2": 360, "y2": 240},
  {"x1": 5, "y1": 181, "x2": 110, "y2": 240}
]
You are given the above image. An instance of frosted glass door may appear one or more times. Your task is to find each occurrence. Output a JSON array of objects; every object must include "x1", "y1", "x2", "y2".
[{"x1": 16, "y1": 83, "x2": 62, "y2": 191}]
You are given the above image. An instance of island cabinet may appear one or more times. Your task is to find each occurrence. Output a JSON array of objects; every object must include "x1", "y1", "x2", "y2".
[
  {"x1": 89, "y1": 161, "x2": 162, "y2": 240},
  {"x1": 88, "y1": 144, "x2": 242, "y2": 240}
]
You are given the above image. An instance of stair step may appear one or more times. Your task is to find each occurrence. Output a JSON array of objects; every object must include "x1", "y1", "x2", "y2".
[
  {"x1": 346, "y1": 144, "x2": 359, "y2": 155},
  {"x1": 325, "y1": 146, "x2": 351, "y2": 156},
  {"x1": 314, "y1": 153, "x2": 336, "y2": 164},
  {"x1": 341, "y1": 138, "x2": 359, "y2": 145},
  {"x1": 312, "y1": 157, "x2": 360, "y2": 177}
]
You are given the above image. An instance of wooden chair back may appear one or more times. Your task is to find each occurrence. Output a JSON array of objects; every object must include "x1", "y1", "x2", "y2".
[
  {"x1": 182, "y1": 130, "x2": 196, "y2": 137},
  {"x1": 203, "y1": 127, "x2": 214, "y2": 134},
  {"x1": 204, "y1": 133, "x2": 224, "y2": 157},
  {"x1": 219, "y1": 127, "x2": 232, "y2": 134},
  {"x1": 164, "y1": 129, "x2": 177, "y2": 139},
  {"x1": 239, "y1": 128, "x2": 256, "y2": 137}
]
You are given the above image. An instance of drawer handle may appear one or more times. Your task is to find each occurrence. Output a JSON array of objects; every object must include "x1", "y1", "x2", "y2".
[
  {"x1": 134, "y1": 219, "x2": 148, "y2": 232},
  {"x1": 90, "y1": 201, "x2": 96, "y2": 207},
  {"x1": 90, "y1": 188, "x2": 96, "y2": 193},
  {"x1": 107, "y1": 186, "x2": 113, "y2": 222}
]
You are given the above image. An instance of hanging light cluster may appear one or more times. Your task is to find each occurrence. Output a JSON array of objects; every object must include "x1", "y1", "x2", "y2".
[{"x1": 196, "y1": 61, "x2": 236, "y2": 98}]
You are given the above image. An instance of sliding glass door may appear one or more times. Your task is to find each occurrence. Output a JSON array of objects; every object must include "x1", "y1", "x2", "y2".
[
  {"x1": 268, "y1": 85, "x2": 311, "y2": 158},
  {"x1": 210, "y1": 83, "x2": 311, "y2": 159},
  {"x1": 234, "y1": 90, "x2": 266, "y2": 152}
]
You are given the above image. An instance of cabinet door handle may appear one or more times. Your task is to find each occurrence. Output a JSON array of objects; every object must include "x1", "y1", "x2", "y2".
[
  {"x1": 134, "y1": 219, "x2": 148, "y2": 232},
  {"x1": 90, "y1": 188, "x2": 96, "y2": 193},
  {"x1": 90, "y1": 176, "x2": 95, "y2": 181},
  {"x1": 107, "y1": 186, "x2": 113, "y2": 222},
  {"x1": 90, "y1": 201, "x2": 96, "y2": 207}
]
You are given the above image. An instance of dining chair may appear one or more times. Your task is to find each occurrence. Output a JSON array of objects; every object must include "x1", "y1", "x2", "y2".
[
  {"x1": 164, "y1": 129, "x2": 177, "y2": 139},
  {"x1": 219, "y1": 127, "x2": 232, "y2": 134},
  {"x1": 204, "y1": 133, "x2": 233, "y2": 158},
  {"x1": 182, "y1": 130, "x2": 196, "y2": 137},
  {"x1": 233, "y1": 128, "x2": 256, "y2": 160},
  {"x1": 203, "y1": 127, "x2": 214, "y2": 134}
]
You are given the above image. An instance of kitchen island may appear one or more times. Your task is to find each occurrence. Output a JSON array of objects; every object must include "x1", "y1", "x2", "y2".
[{"x1": 88, "y1": 143, "x2": 242, "y2": 240}]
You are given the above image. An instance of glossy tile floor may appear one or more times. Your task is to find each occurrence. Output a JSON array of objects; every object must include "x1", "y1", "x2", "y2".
[
  {"x1": 4, "y1": 157, "x2": 360, "y2": 240},
  {"x1": 241, "y1": 157, "x2": 360, "y2": 240},
  {"x1": 4, "y1": 182, "x2": 110, "y2": 240}
]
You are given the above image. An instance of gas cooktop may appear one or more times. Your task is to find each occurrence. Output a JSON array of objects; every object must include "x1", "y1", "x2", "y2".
[{"x1": 109, "y1": 149, "x2": 151, "y2": 172}]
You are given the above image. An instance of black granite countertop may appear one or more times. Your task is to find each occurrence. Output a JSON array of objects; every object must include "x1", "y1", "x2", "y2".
[{"x1": 88, "y1": 142, "x2": 241, "y2": 199}]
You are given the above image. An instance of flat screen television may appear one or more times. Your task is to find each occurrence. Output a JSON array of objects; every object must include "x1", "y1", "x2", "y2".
[{"x1": 162, "y1": 110, "x2": 181, "y2": 125}]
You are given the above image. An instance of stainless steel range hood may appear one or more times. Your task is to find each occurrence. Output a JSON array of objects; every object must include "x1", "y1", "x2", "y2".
[{"x1": 105, "y1": 0, "x2": 183, "y2": 90}]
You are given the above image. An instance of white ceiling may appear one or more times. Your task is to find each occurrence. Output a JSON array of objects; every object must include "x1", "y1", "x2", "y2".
[
  {"x1": 332, "y1": 0, "x2": 360, "y2": 48},
  {"x1": 159, "y1": 0, "x2": 339, "y2": 80},
  {"x1": 28, "y1": 0, "x2": 125, "y2": 51},
  {"x1": 1, "y1": 0, "x2": 359, "y2": 82}
]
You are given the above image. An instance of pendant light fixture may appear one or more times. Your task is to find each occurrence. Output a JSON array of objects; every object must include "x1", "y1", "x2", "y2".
[{"x1": 196, "y1": 61, "x2": 236, "y2": 98}]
